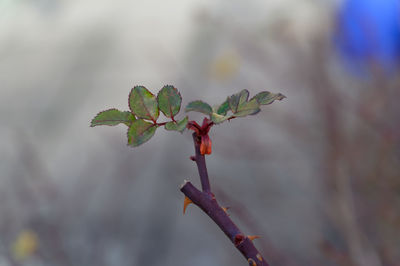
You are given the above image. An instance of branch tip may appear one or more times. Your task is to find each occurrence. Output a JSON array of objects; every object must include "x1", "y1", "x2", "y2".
[{"x1": 180, "y1": 180, "x2": 189, "y2": 189}]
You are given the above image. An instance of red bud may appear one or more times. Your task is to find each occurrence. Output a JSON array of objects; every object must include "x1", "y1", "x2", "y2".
[{"x1": 200, "y1": 135, "x2": 212, "y2": 155}]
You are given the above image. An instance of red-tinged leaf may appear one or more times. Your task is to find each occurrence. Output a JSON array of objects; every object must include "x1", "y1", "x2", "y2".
[
  {"x1": 157, "y1": 85, "x2": 182, "y2": 118},
  {"x1": 127, "y1": 119, "x2": 158, "y2": 147},
  {"x1": 129, "y1": 86, "x2": 159, "y2": 121}
]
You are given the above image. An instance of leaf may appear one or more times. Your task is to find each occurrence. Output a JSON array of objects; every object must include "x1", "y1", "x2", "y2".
[
  {"x1": 127, "y1": 119, "x2": 158, "y2": 147},
  {"x1": 185, "y1": 100, "x2": 213, "y2": 115},
  {"x1": 211, "y1": 112, "x2": 230, "y2": 124},
  {"x1": 251, "y1": 91, "x2": 286, "y2": 105},
  {"x1": 227, "y1": 89, "x2": 260, "y2": 117},
  {"x1": 129, "y1": 86, "x2": 159, "y2": 121},
  {"x1": 165, "y1": 116, "x2": 188, "y2": 132},
  {"x1": 234, "y1": 108, "x2": 261, "y2": 117},
  {"x1": 229, "y1": 89, "x2": 249, "y2": 113},
  {"x1": 216, "y1": 98, "x2": 230, "y2": 115},
  {"x1": 91, "y1": 109, "x2": 135, "y2": 127},
  {"x1": 157, "y1": 85, "x2": 182, "y2": 118},
  {"x1": 234, "y1": 98, "x2": 261, "y2": 117}
]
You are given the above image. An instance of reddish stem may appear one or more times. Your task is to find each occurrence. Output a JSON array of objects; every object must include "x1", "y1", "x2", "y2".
[{"x1": 191, "y1": 133, "x2": 211, "y2": 193}]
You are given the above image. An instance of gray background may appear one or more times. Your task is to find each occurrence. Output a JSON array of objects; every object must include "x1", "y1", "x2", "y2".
[{"x1": 1, "y1": 0, "x2": 399, "y2": 265}]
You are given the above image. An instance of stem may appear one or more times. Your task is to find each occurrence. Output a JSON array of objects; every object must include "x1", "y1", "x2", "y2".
[
  {"x1": 181, "y1": 133, "x2": 269, "y2": 266},
  {"x1": 192, "y1": 133, "x2": 211, "y2": 193}
]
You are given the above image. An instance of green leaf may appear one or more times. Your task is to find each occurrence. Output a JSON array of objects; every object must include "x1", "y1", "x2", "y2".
[
  {"x1": 185, "y1": 100, "x2": 213, "y2": 115},
  {"x1": 251, "y1": 91, "x2": 286, "y2": 105},
  {"x1": 157, "y1": 85, "x2": 182, "y2": 118},
  {"x1": 229, "y1": 89, "x2": 249, "y2": 113},
  {"x1": 165, "y1": 116, "x2": 188, "y2": 132},
  {"x1": 227, "y1": 89, "x2": 261, "y2": 117},
  {"x1": 216, "y1": 98, "x2": 230, "y2": 115},
  {"x1": 91, "y1": 109, "x2": 136, "y2": 127},
  {"x1": 235, "y1": 98, "x2": 261, "y2": 117},
  {"x1": 129, "y1": 86, "x2": 159, "y2": 121},
  {"x1": 127, "y1": 119, "x2": 158, "y2": 147},
  {"x1": 211, "y1": 112, "x2": 230, "y2": 124}
]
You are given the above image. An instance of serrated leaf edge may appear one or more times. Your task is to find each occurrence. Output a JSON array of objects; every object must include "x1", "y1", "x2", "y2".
[
  {"x1": 157, "y1": 85, "x2": 182, "y2": 118},
  {"x1": 129, "y1": 86, "x2": 159, "y2": 121},
  {"x1": 90, "y1": 108, "x2": 134, "y2": 127},
  {"x1": 127, "y1": 119, "x2": 158, "y2": 147}
]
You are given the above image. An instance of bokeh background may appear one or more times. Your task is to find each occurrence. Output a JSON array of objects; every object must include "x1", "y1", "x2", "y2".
[{"x1": 1, "y1": 0, "x2": 399, "y2": 265}]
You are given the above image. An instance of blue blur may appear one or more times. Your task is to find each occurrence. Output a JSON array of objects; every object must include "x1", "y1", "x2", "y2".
[{"x1": 335, "y1": 0, "x2": 400, "y2": 74}]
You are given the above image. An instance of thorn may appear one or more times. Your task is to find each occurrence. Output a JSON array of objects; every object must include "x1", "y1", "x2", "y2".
[
  {"x1": 190, "y1": 156, "x2": 196, "y2": 161},
  {"x1": 183, "y1": 196, "x2": 193, "y2": 214},
  {"x1": 248, "y1": 258, "x2": 257, "y2": 266},
  {"x1": 248, "y1": 235, "x2": 261, "y2": 241},
  {"x1": 222, "y1": 206, "x2": 230, "y2": 215}
]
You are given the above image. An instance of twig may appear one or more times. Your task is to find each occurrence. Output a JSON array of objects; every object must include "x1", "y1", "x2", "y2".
[
  {"x1": 180, "y1": 132, "x2": 269, "y2": 266},
  {"x1": 191, "y1": 133, "x2": 211, "y2": 193}
]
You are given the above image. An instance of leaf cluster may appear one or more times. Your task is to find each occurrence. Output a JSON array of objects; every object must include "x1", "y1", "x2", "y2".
[
  {"x1": 185, "y1": 89, "x2": 286, "y2": 124},
  {"x1": 91, "y1": 86, "x2": 285, "y2": 147},
  {"x1": 91, "y1": 85, "x2": 187, "y2": 147}
]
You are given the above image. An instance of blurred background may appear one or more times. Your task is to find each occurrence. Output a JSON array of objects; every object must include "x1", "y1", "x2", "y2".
[{"x1": 1, "y1": 0, "x2": 399, "y2": 265}]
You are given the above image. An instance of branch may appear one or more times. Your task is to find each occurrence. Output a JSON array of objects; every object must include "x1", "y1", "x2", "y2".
[
  {"x1": 191, "y1": 133, "x2": 211, "y2": 193},
  {"x1": 181, "y1": 133, "x2": 270, "y2": 266}
]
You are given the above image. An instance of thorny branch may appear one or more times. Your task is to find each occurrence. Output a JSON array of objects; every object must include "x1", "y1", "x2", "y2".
[{"x1": 180, "y1": 130, "x2": 269, "y2": 266}]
